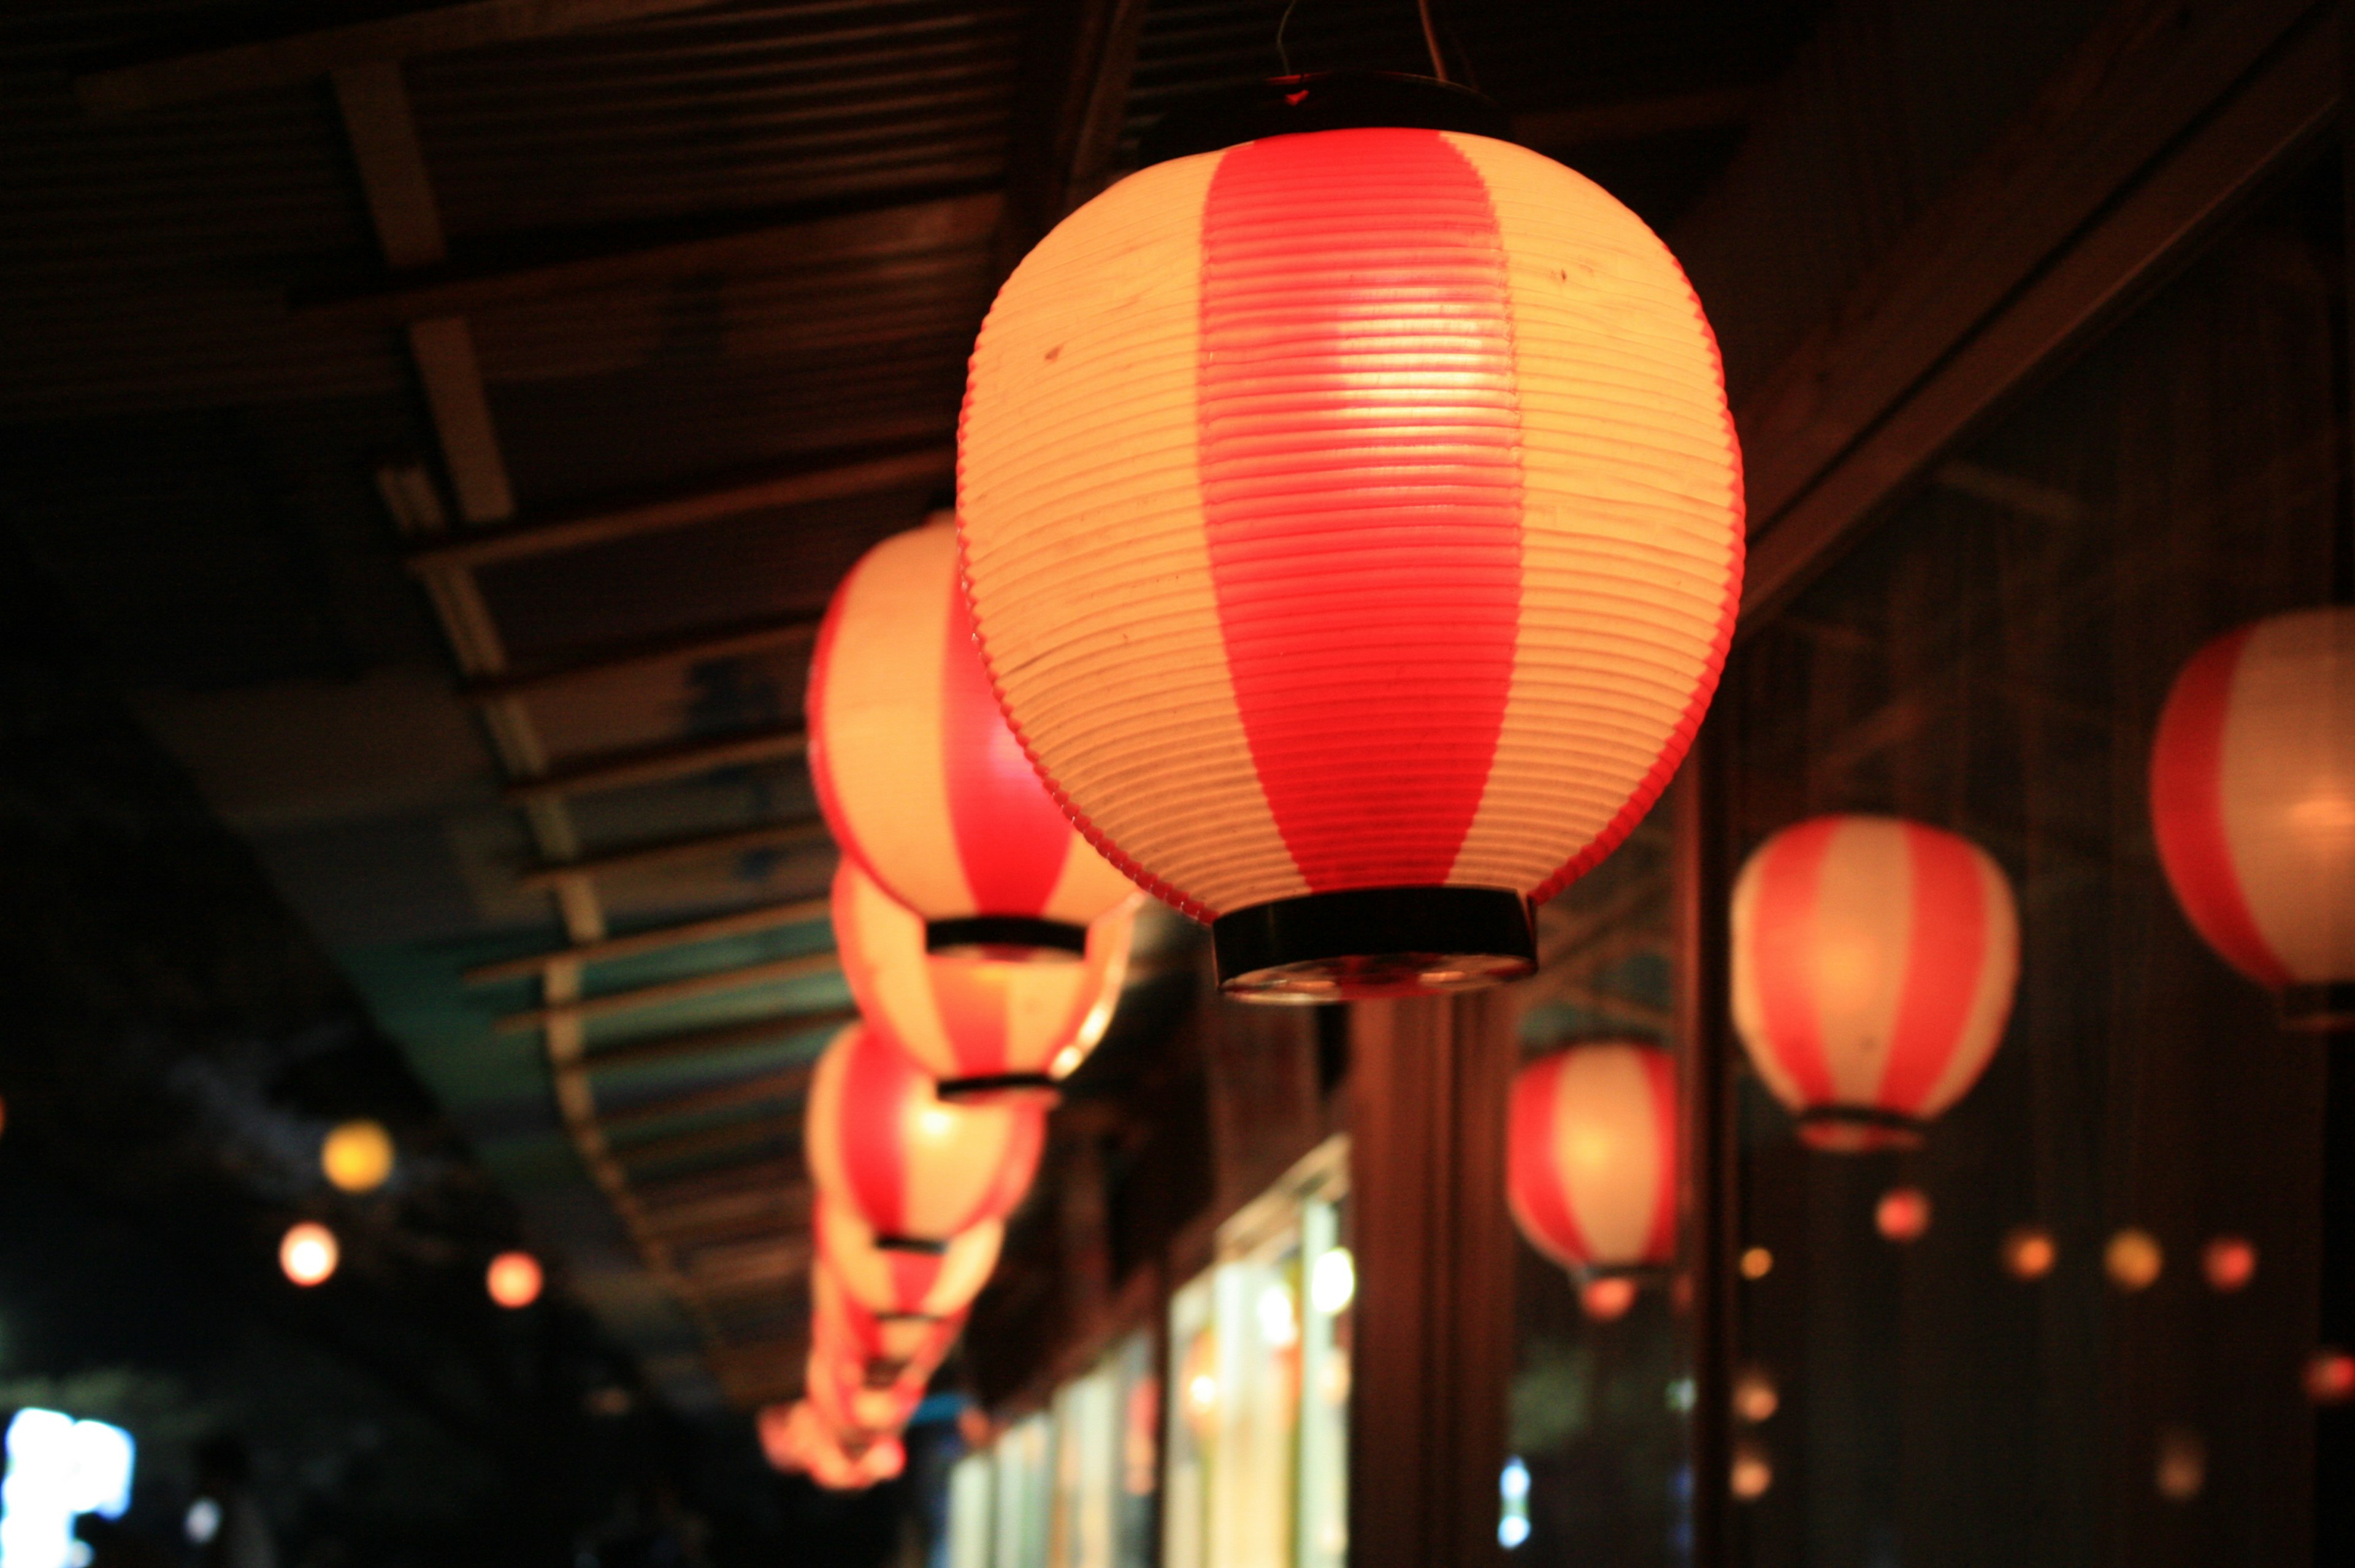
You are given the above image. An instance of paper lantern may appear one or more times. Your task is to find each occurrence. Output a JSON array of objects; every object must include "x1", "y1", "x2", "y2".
[
  {"x1": 1507, "y1": 1042, "x2": 1678, "y2": 1276},
  {"x1": 808, "y1": 518, "x2": 1137, "y2": 959},
  {"x1": 813, "y1": 1261, "x2": 965, "y2": 1376},
  {"x1": 758, "y1": 1401, "x2": 905, "y2": 1488},
  {"x1": 832, "y1": 859, "x2": 1133, "y2": 1100},
  {"x1": 814, "y1": 1195, "x2": 1002, "y2": 1320},
  {"x1": 805, "y1": 1026, "x2": 1045, "y2": 1247},
  {"x1": 806, "y1": 1344, "x2": 925, "y2": 1439},
  {"x1": 957, "y1": 82, "x2": 1744, "y2": 1000},
  {"x1": 2150, "y1": 607, "x2": 2355, "y2": 1026},
  {"x1": 1730, "y1": 815, "x2": 2019, "y2": 1151}
]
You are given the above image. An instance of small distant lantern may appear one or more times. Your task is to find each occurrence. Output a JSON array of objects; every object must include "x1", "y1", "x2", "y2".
[
  {"x1": 1506, "y1": 1042, "x2": 1679, "y2": 1277},
  {"x1": 321, "y1": 1119, "x2": 394, "y2": 1193},
  {"x1": 2105, "y1": 1228, "x2": 2164, "y2": 1293},
  {"x1": 2002, "y1": 1225, "x2": 2056, "y2": 1281},
  {"x1": 280, "y1": 1222, "x2": 339, "y2": 1287},
  {"x1": 957, "y1": 87, "x2": 1746, "y2": 1001},
  {"x1": 807, "y1": 519, "x2": 1138, "y2": 960},
  {"x1": 486, "y1": 1250, "x2": 543, "y2": 1309},
  {"x1": 1875, "y1": 1187, "x2": 1931, "y2": 1243},
  {"x1": 832, "y1": 859, "x2": 1134, "y2": 1101},
  {"x1": 806, "y1": 1345, "x2": 924, "y2": 1439},
  {"x1": 2305, "y1": 1347, "x2": 2355, "y2": 1405},
  {"x1": 1732, "y1": 1367, "x2": 1779, "y2": 1425},
  {"x1": 2202, "y1": 1235, "x2": 2257, "y2": 1293},
  {"x1": 1729, "y1": 1439, "x2": 1773, "y2": 1501},
  {"x1": 814, "y1": 1196, "x2": 1002, "y2": 1321},
  {"x1": 2149, "y1": 608, "x2": 2355, "y2": 1026},
  {"x1": 1739, "y1": 1246, "x2": 1774, "y2": 1280},
  {"x1": 1580, "y1": 1277, "x2": 1638, "y2": 1321},
  {"x1": 805, "y1": 1027, "x2": 1045, "y2": 1247},
  {"x1": 812, "y1": 1263, "x2": 963, "y2": 1377},
  {"x1": 1731, "y1": 815, "x2": 2020, "y2": 1150}
]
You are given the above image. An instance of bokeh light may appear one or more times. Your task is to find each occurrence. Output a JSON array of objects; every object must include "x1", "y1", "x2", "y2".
[
  {"x1": 2105, "y1": 1228, "x2": 2162, "y2": 1292},
  {"x1": 2154, "y1": 1425, "x2": 2205, "y2": 1501},
  {"x1": 280, "y1": 1222, "x2": 339, "y2": 1287},
  {"x1": 486, "y1": 1250, "x2": 543, "y2": 1309},
  {"x1": 1733, "y1": 1366, "x2": 1779, "y2": 1424},
  {"x1": 2201, "y1": 1235, "x2": 2256, "y2": 1293},
  {"x1": 321, "y1": 1120, "x2": 394, "y2": 1193},
  {"x1": 2305, "y1": 1347, "x2": 2355, "y2": 1405},
  {"x1": 1876, "y1": 1187, "x2": 1931, "y2": 1243},
  {"x1": 1580, "y1": 1276, "x2": 1637, "y2": 1321},
  {"x1": 1740, "y1": 1246, "x2": 1774, "y2": 1280},
  {"x1": 1730, "y1": 1439, "x2": 1773, "y2": 1501},
  {"x1": 2001, "y1": 1225, "x2": 2056, "y2": 1280}
]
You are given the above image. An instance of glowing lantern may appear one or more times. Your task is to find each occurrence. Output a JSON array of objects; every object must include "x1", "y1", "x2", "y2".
[
  {"x1": 832, "y1": 859, "x2": 1133, "y2": 1100},
  {"x1": 808, "y1": 519, "x2": 1137, "y2": 959},
  {"x1": 2305, "y1": 1347, "x2": 2355, "y2": 1405},
  {"x1": 806, "y1": 1345, "x2": 925, "y2": 1439},
  {"x1": 759, "y1": 1401, "x2": 905, "y2": 1488},
  {"x1": 486, "y1": 1250, "x2": 543, "y2": 1308},
  {"x1": 1730, "y1": 815, "x2": 2019, "y2": 1150},
  {"x1": 321, "y1": 1119, "x2": 394, "y2": 1193},
  {"x1": 280, "y1": 1222, "x2": 338, "y2": 1286},
  {"x1": 2002, "y1": 1226, "x2": 2056, "y2": 1280},
  {"x1": 957, "y1": 86, "x2": 1745, "y2": 1002},
  {"x1": 1580, "y1": 1277, "x2": 1637, "y2": 1321},
  {"x1": 2202, "y1": 1235, "x2": 2256, "y2": 1293},
  {"x1": 1507, "y1": 1042, "x2": 1678, "y2": 1277},
  {"x1": 1732, "y1": 1367, "x2": 1779, "y2": 1425},
  {"x1": 2149, "y1": 607, "x2": 2355, "y2": 1025},
  {"x1": 1875, "y1": 1187, "x2": 1931, "y2": 1243},
  {"x1": 2105, "y1": 1228, "x2": 2163, "y2": 1292},
  {"x1": 805, "y1": 1026, "x2": 1045, "y2": 1247},
  {"x1": 812, "y1": 1262, "x2": 964, "y2": 1376},
  {"x1": 814, "y1": 1195, "x2": 1002, "y2": 1320}
]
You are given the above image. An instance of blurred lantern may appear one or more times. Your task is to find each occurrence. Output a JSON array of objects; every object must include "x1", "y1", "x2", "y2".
[
  {"x1": 1731, "y1": 815, "x2": 2019, "y2": 1150},
  {"x1": 1729, "y1": 1439, "x2": 1773, "y2": 1501},
  {"x1": 2105, "y1": 1228, "x2": 2164, "y2": 1293},
  {"x1": 1580, "y1": 1276, "x2": 1638, "y2": 1322},
  {"x1": 280, "y1": 1222, "x2": 338, "y2": 1287},
  {"x1": 806, "y1": 1345, "x2": 924, "y2": 1439},
  {"x1": 2154, "y1": 1426, "x2": 2205, "y2": 1502},
  {"x1": 807, "y1": 519, "x2": 1137, "y2": 960},
  {"x1": 1179, "y1": 1331, "x2": 1220, "y2": 1440},
  {"x1": 1875, "y1": 1187, "x2": 1932, "y2": 1244},
  {"x1": 812, "y1": 1263, "x2": 964, "y2": 1377},
  {"x1": 1507, "y1": 1042, "x2": 1679, "y2": 1277},
  {"x1": 805, "y1": 1026, "x2": 1046, "y2": 1247},
  {"x1": 1739, "y1": 1246, "x2": 1774, "y2": 1280},
  {"x1": 2202, "y1": 1234, "x2": 2257, "y2": 1293},
  {"x1": 2305, "y1": 1346, "x2": 2355, "y2": 1405},
  {"x1": 957, "y1": 82, "x2": 1745, "y2": 1003},
  {"x1": 2002, "y1": 1225, "x2": 2056, "y2": 1281},
  {"x1": 485, "y1": 1250, "x2": 542, "y2": 1309},
  {"x1": 2149, "y1": 608, "x2": 2355, "y2": 1026},
  {"x1": 1733, "y1": 1367, "x2": 1779, "y2": 1425},
  {"x1": 814, "y1": 1196, "x2": 1002, "y2": 1320},
  {"x1": 832, "y1": 859, "x2": 1134, "y2": 1101},
  {"x1": 321, "y1": 1119, "x2": 394, "y2": 1193},
  {"x1": 759, "y1": 1401, "x2": 905, "y2": 1488}
]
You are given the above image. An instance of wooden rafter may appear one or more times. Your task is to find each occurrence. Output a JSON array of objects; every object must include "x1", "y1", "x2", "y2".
[
  {"x1": 459, "y1": 613, "x2": 821, "y2": 706},
  {"x1": 499, "y1": 725, "x2": 809, "y2": 806},
  {"x1": 495, "y1": 952, "x2": 840, "y2": 1034},
  {"x1": 465, "y1": 897, "x2": 829, "y2": 985},
  {"x1": 518, "y1": 819, "x2": 833, "y2": 892}
]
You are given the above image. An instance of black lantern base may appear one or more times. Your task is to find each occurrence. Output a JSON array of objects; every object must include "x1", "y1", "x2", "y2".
[
  {"x1": 925, "y1": 916, "x2": 1088, "y2": 961},
  {"x1": 2283, "y1": 983, "x2": 2355, "y2": 1031},
  {"x1": 874, "y1": 1233, "x2": 951, "y2": 1256},
  {"x1": 1210, "y1": 885, "x2": 1536, "y2": 1003},
  {"x1": 1796, "y1": 1105, "x2": 1926, "y2": 1153},
  {"x1": 936, "y1": 1071, "x2": 1062, "y2": 1104}
]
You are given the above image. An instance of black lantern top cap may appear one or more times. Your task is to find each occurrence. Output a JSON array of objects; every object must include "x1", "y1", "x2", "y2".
[{"x1": 1138, "y1": 71, "x2": 1512, "y2": 168}]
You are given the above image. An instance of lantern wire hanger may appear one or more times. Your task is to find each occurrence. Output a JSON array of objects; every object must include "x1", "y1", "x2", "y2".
[{"x1": 1274, "y1": 0, "x2": 1459, "y2": 86}]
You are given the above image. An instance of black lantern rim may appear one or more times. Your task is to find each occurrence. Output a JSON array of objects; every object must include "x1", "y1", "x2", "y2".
[
  {"x1": 1795, "y1": 1104, "x2": 1927, "y2": 1153},
  {"x1": 1139, "y1": 71, "x2": 1511, "y2": 168},
  {"x1": 924, "y1": 915, "x2": 1089, "y2": 960},
  {"x1": 873, "y1": 1233, "x2": 951, "y2": 1256},
  {"x1": 1211, "y1": 884, "x2": 1536, "y2": 1003},
  {"x1": 2280, "y1": 981, "x2": 2355, "y2": 1032},
  {"x1": 936, "y1": 1071, "x2": 1062, "y2": 1104}
]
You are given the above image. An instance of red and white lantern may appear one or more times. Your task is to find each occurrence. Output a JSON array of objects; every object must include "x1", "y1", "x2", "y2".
[
  {"x1": 806, "y1": 1344, "x2": 925, "y2": 1439},
  {"x1": 1507, "y1": 1042, "x2": 1679, "y2": 1276},
  {"x1": 758, "y1": 1401, "x2": 905, "y2": 1488},
  {"x1": 958, "y1": 88, "x2": 1744, "y2": 1000},
  {"x1": 1730, "y1": 815, "x2": 2019, "y2": 1150},
  {"x1": 2150, "y1": 607, "x2": 2355, "y2": 1025},
  {"x1": 804, "y1": 1025, "x2": 1044, "y2": 1247},
  {"x1": 832, "y1": 859, "x2": 1133, "y2": 1100},
  {"x1": 812, "y1": 1261, "x2": 964, "y2": 1376},
  {"x1": 814, "y1": 1195, "x2": 1002, "y2": 1320},
  {"x1": 808, "y1": 518, "x2": 1138, "y2": 959}
]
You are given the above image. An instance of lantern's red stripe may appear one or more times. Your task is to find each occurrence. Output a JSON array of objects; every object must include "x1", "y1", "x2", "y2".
[
  {"x1": 1639, "y1": 1046, "x2": 1680, "y2": 1266},
  {"x1": 1875, "y1": 824, "x2": 1986, "y2": 1115},
  {"x1": 2150, "y1": 629, "x2": 2290, "y2": 986},
  {"x1": 940, "y1": 567, "x2": 1071, "y2": 918},
  {"x1": 930, "y1": 963, "x2": 1013, "y2": 1077},
  {"x1": 884, "y1": 1249, "x2": 936, "y2": 1315},
  {"x1": 838, "y1": 1031, "x2": 913, "y2": 1236},
  {"x1": 1508, "y1": 1058, "x2": 1592, "y2": 1268},
  {"x1": 1196, "y1": 128, "x2": 1522, "y2": 892},
  {"x1": 1750, "y1": 818, "x2": 1840, "y2": 1106}
]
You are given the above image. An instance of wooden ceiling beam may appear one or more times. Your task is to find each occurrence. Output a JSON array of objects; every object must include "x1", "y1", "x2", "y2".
[
  {"x1": 585, "y1": 1009, "x2": 855, "y2": 1073},
  {"x1": 500, "y1": 724, "x2": 808, "y2": 806},
  {"x1": 1510, "y1": 85, "x2": 1761, "y2": 151},
  {"x1": 465, "y1": 895, "x2": 829, "y2": 985},
  {"x1": 405, "y1": 446, "x2": 954, "y2": 576},
  {"x1": 997, "y1": 0, "x2": 1150, "y2": 272},
  {"x1": 496, "y1": 950, "x2": 839, "y2": 1033},
  {"x1": 519, "y1": 817, "x2": 832, "y2": 892},
  {"x1": 608, "y1": 1113, "x2": 798, "y2": 1172},
  {"x1": 459, "y1": 613, "x2": 821, "y2": 706},
  {"x1": 76, "y1": 0, "x2": 730, "y2": 114},
  {"x1": 596, "y1": 1066, "x2": 815, "y2": 1135},
  {"x1": 294, "y1": 191, "x2": 1004, "y2": 327}
]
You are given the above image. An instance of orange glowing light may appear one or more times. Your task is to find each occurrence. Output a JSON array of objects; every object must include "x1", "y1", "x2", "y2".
[
  {"x1": 2106, "y1": 1228, "x2": 2163, "y2": 1293},
  {"x1": 1875, "y1": 1187, "x2": 1931, "y2": 1243},
  {"x1": 2002, "y1": 1226, "x2": 2056, "y2": 1280},
  {"x1": 486, "y1": 1250, "x2": 543, "y2": 1308},
  {"x1": 1733, "y1": 1367, "x2": 1779, "y2": 1425},
  {"x1": 280, "y1": 1222, "x2": 339, "y2": 1287},
  {"x1": 1729, "y1": 1440, "x2": 1773, "y2": 1501},
  {"x1": 1739, "y1": 1247, "x2": 1774, "y2": 1280},
  {"x1": 321, "y1": 1119, "x2": 394, "y2": 1193},
  {"x1": 2154, "y1": 1426, "x2": 2205, "y2": 1502},
  {"x1": 1509, "y1": 1044, "x2": 1679, "y2": 1280},
  {"x1": 1580, "y1": 1276, "x2": 1638, "y2": 1322},
  {"x1": 2305, "y1": 1347, "x2": 2355, "y2": 1405}
]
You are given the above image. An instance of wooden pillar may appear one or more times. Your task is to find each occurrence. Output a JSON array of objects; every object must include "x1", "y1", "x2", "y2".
[{"x1": 1346, "y1": 991, "x2": 1517, "y2": 1568}]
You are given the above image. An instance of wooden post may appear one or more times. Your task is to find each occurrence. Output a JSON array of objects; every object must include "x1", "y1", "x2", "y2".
[{"x1": 1347, "y1": 992, "x2": 1517, "y2": 1568}]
